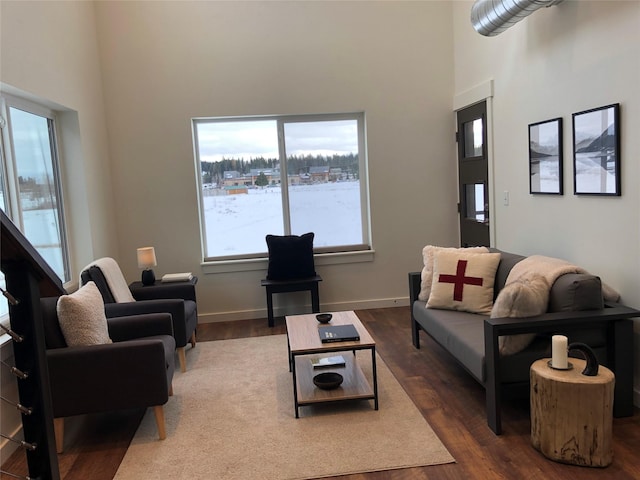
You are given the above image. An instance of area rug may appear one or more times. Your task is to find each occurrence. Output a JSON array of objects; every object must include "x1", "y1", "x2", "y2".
[{"x1": 114, "y1": 335, "x2": 454, "y2": 479}]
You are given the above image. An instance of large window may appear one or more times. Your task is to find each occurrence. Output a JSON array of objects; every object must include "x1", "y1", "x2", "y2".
[
  {"x1": 193, "y1": 113, "x2": 370, "y2": 261},
  {"x1": 0, "y1": 94, "x2": 70, "y2": 291}
]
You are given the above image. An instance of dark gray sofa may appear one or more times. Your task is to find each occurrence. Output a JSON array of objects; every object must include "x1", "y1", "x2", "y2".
[{"x1": 409, "y1": 248, "x2": 638, "y2": 434}]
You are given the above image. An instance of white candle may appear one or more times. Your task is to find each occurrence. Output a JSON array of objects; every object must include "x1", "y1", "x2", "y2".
[{"x1": 551, "y1": 335, "x2": 568, "y2": 369}]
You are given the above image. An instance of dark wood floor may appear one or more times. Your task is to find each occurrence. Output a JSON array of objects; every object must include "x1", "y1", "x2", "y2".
[{"x1": 4, "y1": 307, "x2": 639, "y2": 479}]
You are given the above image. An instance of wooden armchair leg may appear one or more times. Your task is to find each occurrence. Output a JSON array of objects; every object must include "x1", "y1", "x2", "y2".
[
  {"x1": 190, "y1": 332, "x2": 196, "y2": 348},
  {"x1": 169, "y1": 382, "x2": 174, "y2": 396},
  {"x1": 153, "y1": 405, "x2": 167, "y2": 440},
  {"x1": 177, "y1": 347, "x2": 187, "y2": 373},
  {"x1": 54, "y1": 417, "x2": 64, "y2": 453}
]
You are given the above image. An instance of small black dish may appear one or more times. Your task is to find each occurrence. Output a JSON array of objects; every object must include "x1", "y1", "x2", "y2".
[
  {"x1": 313, "y1": 372, "x2": 343, "y2": 390},
  {"x1": 316, "y1": 313, "x2": 333, "y2": 324}
]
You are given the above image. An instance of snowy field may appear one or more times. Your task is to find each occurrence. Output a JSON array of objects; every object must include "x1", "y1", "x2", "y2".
[
  {"x1": 203, "y1": 181, "x2": 363, "y2": 257},
  {"x1": 20, "y1": 209, "x2": 65, "y2": 278}
]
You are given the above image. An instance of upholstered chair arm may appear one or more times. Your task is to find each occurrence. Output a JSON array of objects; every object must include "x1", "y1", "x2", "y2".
[
  {"x1": 46, "y1": 339, "x2": 173, "y2": 418},
  {"x1": 107, "y1": 313, "x2": 173, "y2": 342},
  {"x1": 105, "y1": 299, "x2": 185, "y2": 322}
]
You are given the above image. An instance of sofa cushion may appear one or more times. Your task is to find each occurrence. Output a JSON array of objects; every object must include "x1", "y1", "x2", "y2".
[
  {"x1": 414, "y1": 302, "x2": 487, "y2": 382},
  {"x1": 266, "y1": 232, "x2": 316, "y2": 280},
  {"x1": 418, "y1": 245, "x2": 489, "y2": 301},
  {"x1": 489, "y1": 248, "x2": 527, "y2": 298},
  {"x1": 57, "y1": 281, "x2": 113, "y2": 347},
  {"x1": 427, "y1": 250, "x2": 501, "y2": 314}
]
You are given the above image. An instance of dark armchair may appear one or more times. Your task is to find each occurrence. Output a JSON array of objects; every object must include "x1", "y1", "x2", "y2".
[
  {"x1": 41, "y1": 295, "x2": 175, "y2": 453},
  {"x1": 80, "y1": 257, "x2": 198, "y2": 372}
]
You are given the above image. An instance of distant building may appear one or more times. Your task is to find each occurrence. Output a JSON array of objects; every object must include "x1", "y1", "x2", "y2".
[
  {"x1": 224, "y1": 185, "x2": 248, "y2": 195},
  {"x1": 309, "y1": 166, "x2": 330, "y2": 182}
]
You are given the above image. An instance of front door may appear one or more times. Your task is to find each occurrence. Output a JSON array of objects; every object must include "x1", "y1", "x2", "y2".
[{"x1": 456, "y1": 101, "x2": 490, "y2": 247}]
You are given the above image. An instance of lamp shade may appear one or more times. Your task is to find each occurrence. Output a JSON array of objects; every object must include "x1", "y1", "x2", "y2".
[{"x1": 137, "y1": 247, "x2": 157, "y2": 269}]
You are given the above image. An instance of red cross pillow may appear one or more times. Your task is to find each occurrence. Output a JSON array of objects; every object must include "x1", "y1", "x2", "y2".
[
  {"x1": 418, "y1": 245, "x2": 489, "y2": 301},
  {"x1": 427, "y1": 250, "x2": 501, "y2": 314}
]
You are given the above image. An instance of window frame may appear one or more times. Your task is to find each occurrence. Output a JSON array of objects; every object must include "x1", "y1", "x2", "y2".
[
  {"x1": 0, "y1": 93, "x2": 71, "y2": 283},
  {"x1": 192, "y1": 112, "x2": 372, "y2": 267}
]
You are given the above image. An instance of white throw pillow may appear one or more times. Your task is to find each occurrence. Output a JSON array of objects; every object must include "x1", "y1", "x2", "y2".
[
  {"x1": 57, "y1": 281, "x2": 112, "y2": 347},
  {"x1": 491, "y1": 275, "x2": 550, "y2": 356},
  {"x1": 427, "y1": 250, "x2": 501, "y2": 314},
  {"x1": 418, "y1": 245, "x2": 489, "y2": 301}
]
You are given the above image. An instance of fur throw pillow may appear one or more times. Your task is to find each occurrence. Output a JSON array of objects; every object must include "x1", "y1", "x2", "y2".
[{"x1": 491, "y1": 275, "x2": 549, "y2": 356}]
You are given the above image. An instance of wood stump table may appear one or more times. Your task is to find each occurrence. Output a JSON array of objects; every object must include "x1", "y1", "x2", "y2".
[{"x1": 530, "y1": 358, "x2": 614, "y2": 467}]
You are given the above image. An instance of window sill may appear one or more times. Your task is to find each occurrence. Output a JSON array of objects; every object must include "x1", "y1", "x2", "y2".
[{"x1": 201, "y1": 249, "x2": 375, "y2": 275}]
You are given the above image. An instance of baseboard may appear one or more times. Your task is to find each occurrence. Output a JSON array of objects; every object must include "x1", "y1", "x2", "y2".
[{"x1": 197, "y1": 296, "x2": 410, "y2": 323}]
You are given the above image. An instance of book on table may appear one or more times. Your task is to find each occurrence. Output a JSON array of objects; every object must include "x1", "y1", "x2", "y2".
[
  {"x1": 161, "y1": 272, "x2": 193, "y2": 283},
  {"x1": 310, "y1": 355, "x2": 346, "y2": 369},
  {"x1": 318, "y1": 324, "x2": 360, "y2": 343}
]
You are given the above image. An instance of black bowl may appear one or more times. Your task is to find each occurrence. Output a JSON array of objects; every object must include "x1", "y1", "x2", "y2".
[
  {"x1": 313, "y1": 372, "x2": 343, "y2": 390},
  {"x1": 316, "y1": 313, "x2": 333, "y2": 324}
]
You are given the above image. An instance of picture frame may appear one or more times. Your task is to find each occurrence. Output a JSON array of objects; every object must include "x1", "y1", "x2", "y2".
[
  {"x1": 529, "y1": 117, "x2": 563, "y2": 195},
  {"x1": 572, "y1": 103, "x2": 620, "y2": 196}
]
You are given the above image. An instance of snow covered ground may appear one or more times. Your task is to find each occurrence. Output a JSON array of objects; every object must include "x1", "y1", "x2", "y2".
[{"x1": 202, "y1": 181, "x2": 363, "y2": 257}]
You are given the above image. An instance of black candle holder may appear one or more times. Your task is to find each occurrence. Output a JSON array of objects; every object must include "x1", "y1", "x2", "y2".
[{"x1": 568, "y1": 342, "x2": 599, "y2": 376}]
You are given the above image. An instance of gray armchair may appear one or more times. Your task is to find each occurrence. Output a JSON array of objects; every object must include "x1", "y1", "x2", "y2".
[
  {"x1": 41, "y1": 296, "x2": 175, "y2": 453},
  {"x1": 80, "y1": 257, "x2": 198, "y2": 372}
]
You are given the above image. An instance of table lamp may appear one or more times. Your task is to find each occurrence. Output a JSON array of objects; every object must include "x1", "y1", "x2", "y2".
[{"x1": 137, "y1": 246, "x2": 157, "y2": 286}]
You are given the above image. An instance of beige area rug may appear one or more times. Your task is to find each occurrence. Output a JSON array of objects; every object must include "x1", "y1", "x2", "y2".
[{"x1": 114, "y1": 335, "x2": 454, "y2": 480}]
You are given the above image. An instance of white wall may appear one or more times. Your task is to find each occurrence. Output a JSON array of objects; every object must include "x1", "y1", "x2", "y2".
[
  {"x1": 93, "y1": 1, "x2": 458, "y2": 320},
  {"x1": 452, "y1": 1, "x2": 640, "y2": 402},
  {"x1": 1, "y1": 0, "x2": 121, "y2": 274},
  {"x1": 0, "y1": 0, "x2": 118, "y2": 462}
]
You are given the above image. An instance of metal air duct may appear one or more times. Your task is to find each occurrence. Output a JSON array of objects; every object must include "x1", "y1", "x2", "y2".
[{"x1": 471, "y1": 0, "x2": 564, "y2": 37}]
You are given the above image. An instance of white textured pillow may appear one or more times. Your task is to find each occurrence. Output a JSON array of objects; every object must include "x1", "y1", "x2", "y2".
[
  {"x1": 427, "y1": 250, "x2": 501, "y2": 314},
  {"x1": 418, "y1": 245, "x2": 489, "y2": 301},
  {"x1": 57, "y1": 281, "x2": 112, "y2": 347},
  {"x1": 491, "y1": 275, "x2": 550, "y2": 356}
]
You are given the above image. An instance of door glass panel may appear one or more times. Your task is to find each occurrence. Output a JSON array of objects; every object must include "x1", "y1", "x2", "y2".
[
  {"x1": 463, "y1": 118, "x2": 483, "y2": 157},
  {"x1": 465, "y1": 183, "x2": 485, "y2": 222}
]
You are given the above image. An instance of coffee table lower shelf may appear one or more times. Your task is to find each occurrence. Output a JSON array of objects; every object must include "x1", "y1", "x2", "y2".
[{"x1": 293, "y1": 352, "x2": 377, "y2": 416}]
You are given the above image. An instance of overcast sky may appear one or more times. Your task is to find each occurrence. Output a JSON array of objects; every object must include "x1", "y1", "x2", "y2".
[{"x1": 195, "y1": 118, "x2": 358, "y2": 163}]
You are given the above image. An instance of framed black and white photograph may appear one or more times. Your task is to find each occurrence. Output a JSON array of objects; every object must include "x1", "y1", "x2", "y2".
[
  {"x1": 529, "y1": 118, "x2": 563, "y2": 194},
  {"x1": 572, "y1": 103, "x2": 620, "y2": 196}
]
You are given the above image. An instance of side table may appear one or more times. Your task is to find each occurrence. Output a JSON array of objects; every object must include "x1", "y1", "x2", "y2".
[{"x1": 530, "y1": 357, "x2": 614, "y2": 467}]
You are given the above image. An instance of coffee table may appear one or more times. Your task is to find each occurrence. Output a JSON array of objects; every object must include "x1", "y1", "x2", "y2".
[{"x1": 285, "y1": 310, "x2": 378, "y2": 418}]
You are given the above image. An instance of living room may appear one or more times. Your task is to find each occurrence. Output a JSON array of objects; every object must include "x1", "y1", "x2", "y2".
[{"x1": 1, "y1": 0, "x2": 639, "y2": 478}]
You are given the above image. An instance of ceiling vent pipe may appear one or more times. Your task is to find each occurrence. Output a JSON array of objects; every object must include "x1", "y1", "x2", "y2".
[{"x1": 471, "y1": 0, "x2": 564, "y2": 37}]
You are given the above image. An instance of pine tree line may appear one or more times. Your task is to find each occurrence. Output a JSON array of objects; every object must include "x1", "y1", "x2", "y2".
[{"x1": 202, "y1": 153, "x2": 359, "y2": 184}]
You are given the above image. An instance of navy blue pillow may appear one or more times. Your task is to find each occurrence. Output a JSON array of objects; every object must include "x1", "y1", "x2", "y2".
[{"x1": 266, "y1": 233, "x2": 316, "y2": 280}]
